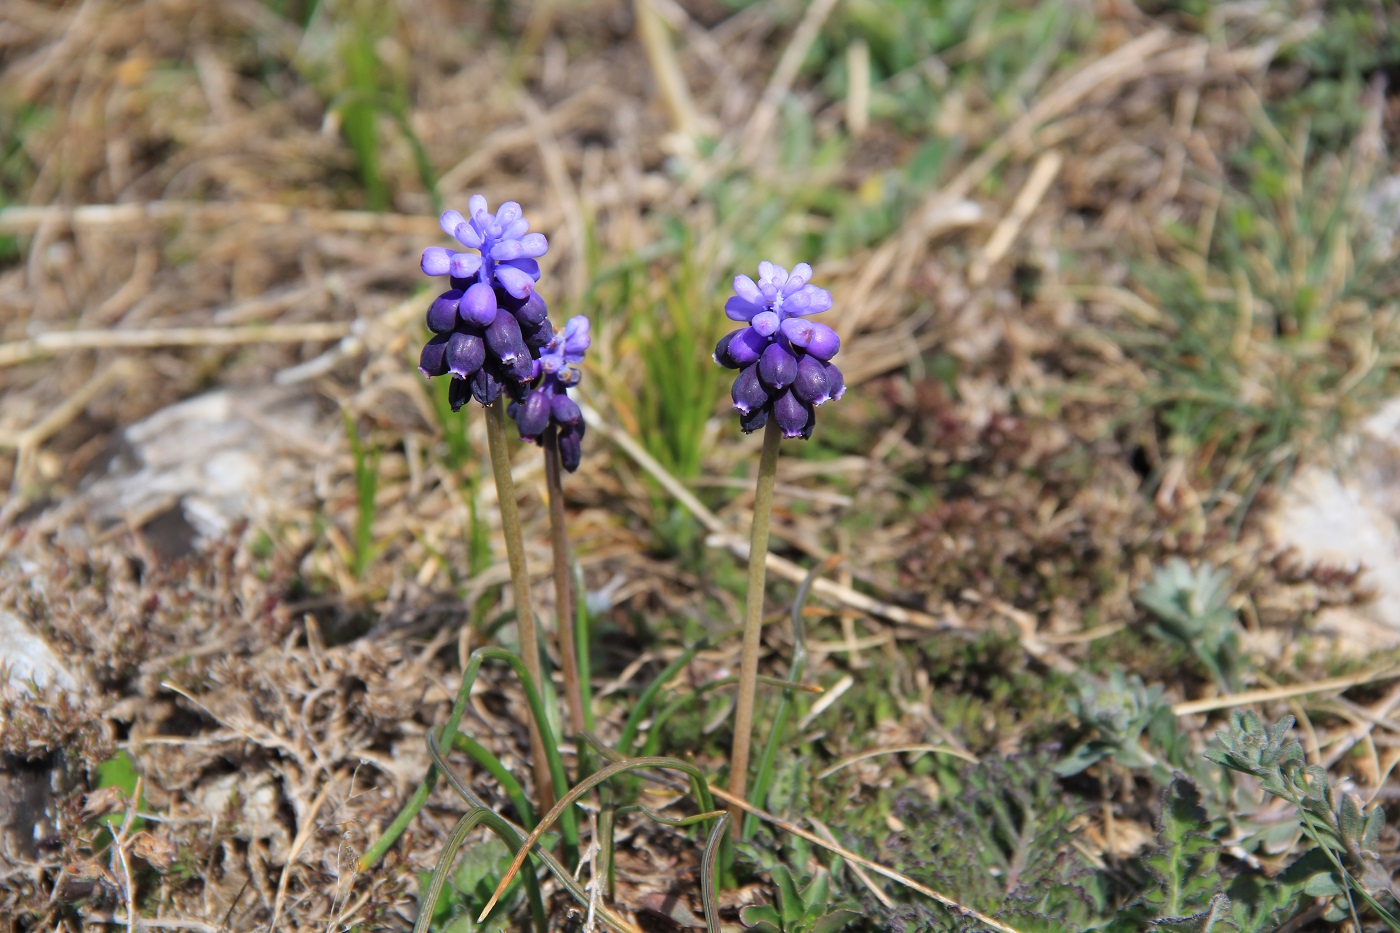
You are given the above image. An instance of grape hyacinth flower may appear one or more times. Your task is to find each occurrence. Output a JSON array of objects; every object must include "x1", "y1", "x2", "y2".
[
  {"x1": 717, "y1": 260, "x2": 844, "y2": 842},
  {"x1": 412, "y1": 194, "x2": 561, "y2": 825},
  {"x1": 508, "y1": 316, "x2": 591, "y2": 472},
  {"x1": 714, "y1": 261, "x2": 844, "y2": 439},
  {"x1": 417, "y1": 195, "x2": 554, "y2": 408}
]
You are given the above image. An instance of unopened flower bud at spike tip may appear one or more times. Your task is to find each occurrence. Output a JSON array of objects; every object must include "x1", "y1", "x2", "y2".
[{"x1": 717, "y1": 260, "x2": 842, "y2": 438}]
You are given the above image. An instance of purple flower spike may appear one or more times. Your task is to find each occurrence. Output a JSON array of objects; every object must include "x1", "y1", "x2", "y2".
[
  {"x1": 717, "y1": 260, "x2": 843, "y2": 438},
  {"x1": 417, "y1": 196, "x2": 556, "y2": 406}
]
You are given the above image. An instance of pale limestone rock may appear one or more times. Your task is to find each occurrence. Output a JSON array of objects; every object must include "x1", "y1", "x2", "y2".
[{"x1": 1264, "y1": 397, "x2": 1400, "y2": 651}]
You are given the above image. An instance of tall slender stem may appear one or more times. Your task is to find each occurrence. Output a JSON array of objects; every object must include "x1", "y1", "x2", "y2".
[
  {"x1": 727, "y1": 417, "x2": 781, "y2": 838},
  {"x1": 484, "y1": 401, "x2": 556, "y2": 810},
  {"x1": 544, "y1": 425, "x2": 587, "y2": 737}
]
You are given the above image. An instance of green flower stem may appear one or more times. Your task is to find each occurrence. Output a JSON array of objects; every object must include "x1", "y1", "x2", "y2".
[
  {"x1": 544, "y1": 425, "x2": 587, "y2": 739},
  {"x1": 574, "y1": 564, "x2": 596, "y2": 733},
  {"x1": 727, "y1": 417, "x2": 781, "y2": 838},
  {"x1": 484, "y1": 401, "x2": 555, "y2": 809}
]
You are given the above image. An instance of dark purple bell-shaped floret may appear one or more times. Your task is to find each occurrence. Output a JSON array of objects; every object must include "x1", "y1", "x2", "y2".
[
  {"x1": 791, "y1": 354, "x2": 831, "y2": 406},
  {"x1": 715, "y1": 327, "x2": 767, "y2": 369},
  {"x1": 522, "y1": 319, "x2": 555, "y2": 351},
  {"x1": 740, "y1": 407, "x2": 769, "y2": 434},
  {"x1": 427, "y1": 290, "x2": 462, "y2": 333},
  {"x1": 420, "y1": 334, "x2": 451, "y2": 377},
  {"x1": 447, "y1": 376, "x2": 471, "y2": 412},
  {"x1": 446, "y1": 330, "x2": 486, "y2": 379},
  {"x1": 557, "y1": 427, "x2": 583, "y2": 472},
  {"x1": 731, "y1": 364, "x2": 770, "y2": 415},
  {"x1": 823, "y1": 362, "x2": 846, "y2": 402},
  {"x1": 485, "y1": 311, "x2": 529, "y2": 366},
  {"x1": 510, "y1": 389, "x2": 552, "y2": 438},
  {"x1": 550, "y1": 393, "x2": 582, "y2": 428},
  {"x1": 471, "y1": 365, "x2": 503, "y2": 406},
  {"x1": 758, "y1": 343, "x2": 797, "y2": 391},
  {"x1": 773, "y1": 390, "x2": 814, "y2": 439},
  {"x1": 513, "y1": 290, "x2": 550, "y2": 328}
]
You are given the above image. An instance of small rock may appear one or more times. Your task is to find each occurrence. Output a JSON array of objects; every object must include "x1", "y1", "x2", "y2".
[
  {"x1": 38, "y1": 386, "x2": 330, "y2": 559},
  {"x1": 1264, "y1": 396, "x2": 1400, "y2": 651},
  {"x1": 0, "y1": 609, "x2": 75, "y2": 693}
]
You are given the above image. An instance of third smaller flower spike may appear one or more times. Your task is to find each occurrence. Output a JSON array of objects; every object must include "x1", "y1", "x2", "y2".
[
  {"x1": 508, "y1": 316, "x2": 591, "y2": 472},
  {"x1": 714, "y1": 262, "x2": 844, "y2": 438}
]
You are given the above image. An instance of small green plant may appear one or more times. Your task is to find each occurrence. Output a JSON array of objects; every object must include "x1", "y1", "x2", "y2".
[
  {"x1": 1055, "y1": 670, "x2": 1182, "y2": 780},
  {"x1": 295, "y1": 0, "x2": 439, "y2": 211},
  {"x1": 880, "y1": 753, "x2": 1105, "y2": 933},
  {"x1": 1137, "y1": 560, "x2": 1240, "y2": 690},
  {"x1": 1206, "y1": 710, "x2": 1400, "y2": 928},
  {"x1": 1126, "y1": 779, "x2": 1233, "y2": 932},
  {"x1": 416, "y1": 834, "x2": 522, "y2": 933},
  {"x1": 342, "y1": 410, "x2": 382, "y2": 581},
  {"x1": 740, "y1": 865, "x2": 859, "y2": 933}
]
